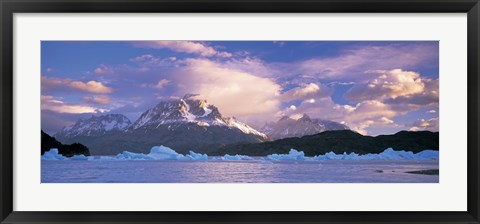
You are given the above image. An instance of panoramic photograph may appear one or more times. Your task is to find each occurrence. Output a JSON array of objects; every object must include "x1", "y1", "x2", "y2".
[{"x1": 41, "y1": 41, "x2": 439, "y2": 183}]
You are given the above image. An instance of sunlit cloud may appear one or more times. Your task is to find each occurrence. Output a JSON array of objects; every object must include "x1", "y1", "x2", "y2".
[
  {"x1": 281, "y1": 83, "x2": 332, "y2": 102},
  {"x1": 345, "y1": 69, "x2": 426, "y2": 102},
  {"x1": 171, "y1": 58, "x2": 281, "y2": 117},
  {"x1": 42, "y1": 76, "x2": 113, "y2": 94},
  {"x1": 42, "y1": 95, "x2": 108, "y2": 114},
  {"x1": 409, "y1": 117, "x2": 439, "y2": 132},
  {"x1": 282, "y1": 98, "x2": 399, "y2": 135}
]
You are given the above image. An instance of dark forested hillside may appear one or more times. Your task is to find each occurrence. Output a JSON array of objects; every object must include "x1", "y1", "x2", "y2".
[{"x1": 211, "y1": 130, "x2": 439, "y2": 156}]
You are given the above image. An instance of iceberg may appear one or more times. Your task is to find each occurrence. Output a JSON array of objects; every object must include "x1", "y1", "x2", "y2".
[
  {"x1": 147, "y1": 146, "x2": 185, "y2": 160},
  {"x1": 115, "y1": 146, "x2": 208, "y2": 161},
  {"x1": 221, "y1": 154, "x2": 253, "y2": 161},
  {"x1": 375, "y1": 148, "x2": 415, "y2": 160},
  {"x1": 41, "y1": 148, "x2": 67, "y2": 160},
  {"x1": 413, "y1": 150, "x2": 439, "y2": 160},
  {"x1": 309, "y1": 151, "x2": 360, "y2": 161},
  {"x1": 267, "y1": 149, "x2": 305, "y2": 161},
  {"x1": 185, "y1": 151, "x2": 208, "y2": 161},
  {"x1": 42, "y1": 148, "x2": 94, "y2": 161},
  {"x1": 115, "y1": 151, "x2": 153, "y2": 160}
]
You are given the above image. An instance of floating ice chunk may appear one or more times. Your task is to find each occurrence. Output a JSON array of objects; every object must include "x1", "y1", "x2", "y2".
[
  {"x1": 267, "y1": 149, "x2": 305, "y2": 161},
  {"x1": 221, "y1": 154, "x2": 253, "y2": 161},
  {"x1": 116, "y1": 151, "x2": 153, "y2": 160},
  {"x1": 414, "y1": 150, "x2": 439, "y2": 160},
  {"x1": 341, "y1": 152, "x2": 360, "y2": 160},
  {"x1": 113, "y1": 146, "x2": 208, "y2": 161},
  {"x1": 185, "y1": 151, "x2": 208, "y2": 161},
  {"x1": 311, "y1": 151, "x2": 360, "y2": 161},
  {"x1": 259, "y1": 160, "x2": 274, "y2": 164},
  {"x1": 377, "y1": 148, "x2": 415, "y2": 160},
  {"x1": 310, "y1": 151, "x2": 342, "y2": 161},
  {"x1": 42, "y1": 148, "x2": 67, "y2": 160},
  {"x1": 148, "y1": 146, "x2": 185, "y2": 160}
]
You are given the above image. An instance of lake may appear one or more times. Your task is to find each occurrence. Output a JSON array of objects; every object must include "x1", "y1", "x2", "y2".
[{"x1": 41, "y1": 159, "x2": 439, "y2": 183}]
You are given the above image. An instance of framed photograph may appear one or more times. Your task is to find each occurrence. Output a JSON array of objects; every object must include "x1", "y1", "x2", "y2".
[{"x1": 1, "y1": 0, "x2": 479, "y2": 223}]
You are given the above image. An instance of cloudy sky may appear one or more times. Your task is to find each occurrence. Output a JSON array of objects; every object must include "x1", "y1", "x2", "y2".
[{"x1": 41, "y1": 41, "x2": 439, "y2": 136}]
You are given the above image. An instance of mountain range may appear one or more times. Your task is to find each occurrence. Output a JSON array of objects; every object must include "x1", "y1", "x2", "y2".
[
  {"x1": 55, "y1": 96, "x2": 272, "y2": 155},
  {"x1": 52, "y1": 96, "x2": 438, "y2": 156}
]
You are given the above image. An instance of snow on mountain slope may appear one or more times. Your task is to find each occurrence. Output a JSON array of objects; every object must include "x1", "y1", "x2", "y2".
[
  {"x1": 55, "y1": 114, "x2": 131, "y2": 138},
  {"x1": 262, "y1": 114, "x2": 349, "y2": 140},
  {"x1": 128, "y1": 95, "x2": 269, "y2": 139}
]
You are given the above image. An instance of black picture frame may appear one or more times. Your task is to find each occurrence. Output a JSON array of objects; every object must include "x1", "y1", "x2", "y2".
[{"x1": 1, "y1": 0, "x2": 479, "y2": 223}]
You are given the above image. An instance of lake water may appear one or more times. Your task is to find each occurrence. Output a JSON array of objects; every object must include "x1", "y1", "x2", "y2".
[{"x1": 42, "y1": 159, "x2": 439, "y2": 183}]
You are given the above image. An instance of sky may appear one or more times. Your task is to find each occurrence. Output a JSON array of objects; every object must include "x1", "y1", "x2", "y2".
[{"x1": 41, "y1": 41, "x2": 439, "y2": 136}]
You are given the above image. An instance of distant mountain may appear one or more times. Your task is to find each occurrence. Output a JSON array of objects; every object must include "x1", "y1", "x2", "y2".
[
  {"x1": 55, "y1": 114, "x2": 131, "y2": 139},
  {"x1": 211, "y1": 130, "x2": 439, "y2": 156},
  {"x1": 261, "y1": 114, "x2": 349, "y2": 140},
  {"x1": 56, "y1": 95, "x2": 270, "y2": 155},
  {"x1": 41, "y1": 130, "x2": 90, "y2": 157}
]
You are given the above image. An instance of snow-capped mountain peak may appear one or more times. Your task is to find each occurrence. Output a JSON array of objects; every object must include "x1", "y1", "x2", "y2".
[
  {"x1": 128, "y1": 97, "x2": 268, "y2": 139},
  {"x1": 261, "y1": 114, "x2": 349, "y2": 140},
  {"x1": 56, "y1": 114, "x2": 132, "y2": 138},
  {"x1": 130, "y1": 97, "x2": 221, "y2": 130}
]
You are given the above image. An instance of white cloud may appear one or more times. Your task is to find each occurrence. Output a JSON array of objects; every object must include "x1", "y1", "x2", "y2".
[
  {"x1": 409, "y1": 117, "x2": 439, "y2": 132},
  {"x1": 281, "y1": 83, "x2": 331, "y2": 102},
  {"x1": 42, "y1": 95, "x2": 108, "y2": 114},
  {"x1": 223, "y1": 57, "x2": 276, "y2": 78},
  {"x1": 132, "y1": 41, "x2": 232, "y2": 58},
  {"x1": 345, "y1": 69, "x2": 426, "y2": 102},
  {"x1": 172, "y1": 58, "x2": 281, "y2": 117},
  {"x1": 42, "y1": 76, "x2": 113, "y2": 94},
  {"x1": 282, "y1": 98, "x2": 399, "y2": 135}
]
